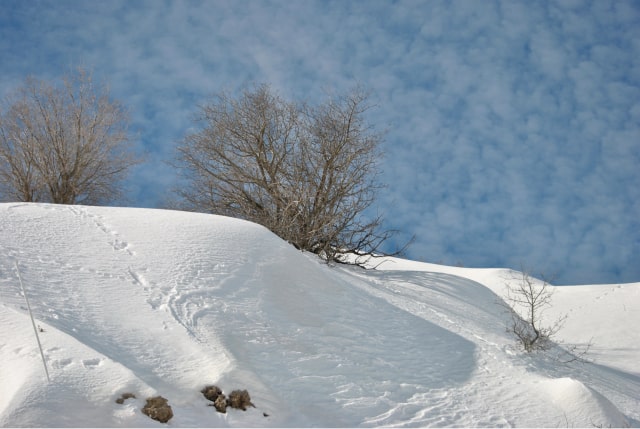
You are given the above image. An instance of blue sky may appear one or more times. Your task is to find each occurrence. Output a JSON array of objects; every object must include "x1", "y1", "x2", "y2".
[{"x1": 1, "y1": 0, "x2": 638, "y2": 285}]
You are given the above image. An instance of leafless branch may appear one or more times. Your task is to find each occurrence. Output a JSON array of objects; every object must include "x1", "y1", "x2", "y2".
[
  {"x1": 173, "y1": 84, "x2": 409, "y2": 263},
  {"x1": 0, "y1": 68, "x2": 141, "y2": 205},
  {"x1": 500, "y1": 268, "x2": 566, "y2": 353}
]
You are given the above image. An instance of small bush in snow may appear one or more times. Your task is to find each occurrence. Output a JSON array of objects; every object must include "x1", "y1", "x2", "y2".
[
  {"x1": 201, "y1": 385, "x2": 255, "y2": 413},
  {"x1": 500, "y1": 270, "x2": 566, "y2": 353},
  {"x1": 115, "y1": 392, "x2": 136, "y2": 404},
  {"x1": 214, "y1": 394, "x2": 228, "y2": 413},
  {"x1": 228, "y1": 389, "x2": 254, "y2": 411},
  {"x1": 201, "y1": 385, "x2": 227, "y2": 413},
  {"x1": 201, "y1": 385, "x2": 223, "y2": 402},
  {"x1": 142, "y1": 396, "x2": 173, "y2": 423}
]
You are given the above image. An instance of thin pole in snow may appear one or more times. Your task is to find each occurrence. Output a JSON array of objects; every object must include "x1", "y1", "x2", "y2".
[{"x1": 15, "y1": 261, "x2": 50, "y2": 383}]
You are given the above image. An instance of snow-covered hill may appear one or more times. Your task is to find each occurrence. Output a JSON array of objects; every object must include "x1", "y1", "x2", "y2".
[{"x1": 0, "y1": 203, "x2": 638, "y2": 427}]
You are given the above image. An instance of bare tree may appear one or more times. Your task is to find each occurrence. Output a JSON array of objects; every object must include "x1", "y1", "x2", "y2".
[
  {"x1": 500, "y1": 269, "x2": 567, "y2": 352},
  {"x1": 174, "y1": 84, "x2": 406, "y2": 263},
  {"x1": 0, "y1": 68, "x2": 140, "y2": 205}
]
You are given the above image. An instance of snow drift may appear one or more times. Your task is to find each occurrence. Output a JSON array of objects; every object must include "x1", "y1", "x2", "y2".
[{"x1": 0, "y1": 203, "x2": 638, "y2": 427}]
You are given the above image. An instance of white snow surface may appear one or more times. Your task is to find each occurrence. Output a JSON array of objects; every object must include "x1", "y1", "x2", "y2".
[{"x1": 0, "y1": 203, "x2": 638, "y2": 427}]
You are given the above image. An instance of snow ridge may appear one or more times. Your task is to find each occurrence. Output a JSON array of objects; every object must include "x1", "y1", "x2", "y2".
[{"x1": 0, "y1": 203, "x2": 638, "y2": 427}]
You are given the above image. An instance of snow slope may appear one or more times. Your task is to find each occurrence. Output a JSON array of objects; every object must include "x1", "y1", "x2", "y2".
[{"x1": 0, "y1": 203, "x2": 638, "y2": 427}]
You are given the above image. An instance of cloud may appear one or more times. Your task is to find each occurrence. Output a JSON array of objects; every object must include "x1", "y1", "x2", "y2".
[
  {"x1": 0, "y1": 0, "x2": 638, "y2": 284},
  {"x1": 374, "y1": 0, "x2": 639, "y2": 284}
]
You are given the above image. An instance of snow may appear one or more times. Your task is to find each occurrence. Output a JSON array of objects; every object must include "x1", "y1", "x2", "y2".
[{"x1": 0, "y1": 203, "x2": 638, "y2": 427}]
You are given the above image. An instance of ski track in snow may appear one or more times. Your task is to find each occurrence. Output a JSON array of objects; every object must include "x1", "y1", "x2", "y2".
[
  {"x1": 337, "y1": 268, "x2": 530, "y2": 427},
  {"x1": 0, "y1": 204, "x2": 230, "y2": 399},
  {"x1": 0, "y1": 203, "x2": 637, "y2": 427}
]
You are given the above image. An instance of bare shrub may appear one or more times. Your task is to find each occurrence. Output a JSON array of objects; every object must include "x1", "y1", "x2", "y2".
[
  {"x1": 499, "y1": 269, "x2": 594, "y2": 362},
  {"x1": 201, "y1": 385, "x2": 223, "y2": 402},
  {"x1": 227, "y1": 389, "x2": 254, "y2": 411},
  {"x1": 500, "y1": 269, "x2": 566, "y2": 352},
  {"x1": 214, "y1": 395, "x2": 228, "y2": 413},
  {"x1": 0, "y1": 68, "x2": 141, "y2": 205},
  {"x1": 115, "y1": 392, "x2": 136, "y2": 404},
  {"x1": 141, "y1": 396, "x2": 173, "y2": 423},
  {"x1": 201, "y1": 385, "x2": 227, "y2": 413},
  {"x1": 174, "y1": 84, "x2": 410, "y2": 264}
]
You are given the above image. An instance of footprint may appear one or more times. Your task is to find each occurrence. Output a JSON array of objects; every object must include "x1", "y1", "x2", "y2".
[
  {"x1": 113, "y1": 239, "x2": 135, "y2": 256},
  {"x1": 52, "y1": 358, "x2": 74, "y2": 369},
  {"x1": 128, "y1": 268, "x2": 149, "y2": 287},
  {"x1": 113, "y1": 240, "x2": 129, "y2": 251},
  {"x1": 82, "y1": 358, "x2": 102, "y2": 368},
  {"x1": 93, "y1": 220, "x2": 109, "y2": 234}
]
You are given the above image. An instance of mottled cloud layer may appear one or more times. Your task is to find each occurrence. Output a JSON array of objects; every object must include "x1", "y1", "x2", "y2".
[{"x1": 1, "y1": 0, "x2": 638, "y2": 284}]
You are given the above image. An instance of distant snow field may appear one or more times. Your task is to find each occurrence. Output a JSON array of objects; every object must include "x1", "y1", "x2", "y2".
[{"x1": 1, "y1": 203, "x2": 638, "y2": 427}]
